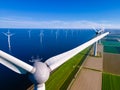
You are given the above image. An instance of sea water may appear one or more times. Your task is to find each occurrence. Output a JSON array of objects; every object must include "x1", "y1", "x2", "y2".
[{"x1": 0, "y1": 28, "x2": 95, "y2": 90}]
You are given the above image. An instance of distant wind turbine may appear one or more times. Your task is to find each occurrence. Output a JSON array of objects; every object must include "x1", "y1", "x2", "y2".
[
  {"x1": 92, "y1": 26, "x2": 104, "y2": 56},
  {"x1": 55, "y1": 30, "x2": 59, "y2": 40},
  {"x1": 40, "y1": 31, "x2": 44, "y2": 45},
  {"x1": 71, "y1": 30, "x2": 74, "y2": 36},
  {"x1": 50, "y1": 29, "x2": 53, "y2": 35},
  {"x1": 65, "y1": 30, "x2": 68, "y2": 38},
  {"x1": 28, "y1": 30, "x2": 31, "y2": 38},
  {"x1": 3, "y1": 30, "x2": 14, "y2": 52}
]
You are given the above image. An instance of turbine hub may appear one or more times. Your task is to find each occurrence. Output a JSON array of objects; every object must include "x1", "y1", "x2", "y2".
[{"x1": 30, "y1": 61, "x2": 50, "y2": 84}]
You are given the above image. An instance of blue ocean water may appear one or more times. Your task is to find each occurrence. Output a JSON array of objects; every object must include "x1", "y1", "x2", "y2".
[{"x1": 0, "y1": 28, "x2": 95, "y2": 90}]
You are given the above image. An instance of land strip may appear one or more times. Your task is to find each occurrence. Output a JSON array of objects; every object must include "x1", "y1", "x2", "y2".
[
  {"x1": 69, "y1": 44, "x2": 103, "y2": 90},
  {"x1": 103, "y1": 53, "x2": 120, "y2": 75}
]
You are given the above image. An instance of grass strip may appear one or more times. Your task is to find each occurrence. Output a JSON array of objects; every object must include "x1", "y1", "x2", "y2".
[
  {"x1": 46, "y1": 47, "x2": 91, "y2": 90},
  {"x1": 102, "y1": 72, "x2": 120, "y2": 90}
]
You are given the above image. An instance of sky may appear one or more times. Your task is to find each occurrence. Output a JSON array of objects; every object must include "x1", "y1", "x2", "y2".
[{"x1": 0, "y1": 0, "x2": 120, "y2": 28}]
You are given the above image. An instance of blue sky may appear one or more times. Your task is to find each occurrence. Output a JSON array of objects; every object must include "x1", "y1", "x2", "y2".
[{"x1": 0, "y1": 0, "x2": 120, "y2": 28}]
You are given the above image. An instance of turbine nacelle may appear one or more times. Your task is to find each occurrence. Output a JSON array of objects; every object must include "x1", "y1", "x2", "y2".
[
  {"x1": 30, "y1": 62, "x2": 50, "y2": 84},
  {"x1": 91, "y1": 25, "x2": 105, "y2": 35}
]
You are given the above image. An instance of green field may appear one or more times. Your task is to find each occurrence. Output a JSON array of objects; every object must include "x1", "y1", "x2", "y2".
[
  {"x1": 102, "y1": 73, "x2": 120, "y2": 90},
  {"x1": 102, "y1": 41, "x2": 120, "y2": 47},
  {"x1": 104, "y1": 46, "x2": 120, "y2": 54},
  {"x1": 102, "y1": 40, "x2": 120, "y2": 54},
  {"x1": 46, "y1": 47, "x2": 90, "y2": 90}
]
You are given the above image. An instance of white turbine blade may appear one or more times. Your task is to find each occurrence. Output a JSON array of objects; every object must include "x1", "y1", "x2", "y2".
[
  {"x1": 0, "y1": 58, "x2": 26, "y2": 74},
  {"x1": 10, "y1": 33, "x2": 15, "y2": 36},
  {"x1": 90, "y1": 25, "x2": 97, "y2": 32},
  {"x1": 0, "y1": 50, "x2": 35, "y2": 74},
  {"x1": 2, "y1": 32, "x2": 8, "y2": 36},
  {"x1": 97, "y1": 30, "x2": 102, "y2": 34},
  {"x1": 45, "y1": 32, "x2": 109, "y2": 71},
  {"x1": 101, "y1": 26, "x2": 105, "y2": 32},
  {"x1": 35, "y1": 83, "x2": 45, "y2": 90}
]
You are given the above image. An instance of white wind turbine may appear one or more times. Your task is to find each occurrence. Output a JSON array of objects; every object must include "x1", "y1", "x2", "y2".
[
  {"x1": 92, "y1": 26, "x2": 105, "y2": 56},
  {"x1": 3, "y1": 30, "x2": 14, "y2": 52},
  {"x1": 28, "y1": 30, "x2": 31, "y2": 38},
  {"x1": 39, "y1": 31, "x2": 44, "y2": 45},
  {"x1": 65, "y1": 30, "x2": 68, "y2": 38},
  {"x1": 71, "y1": 29, "x2": 74, "y2": 36},
  {"x1": 0, "y1": 32, "x2": 109, "y2": 90},
  {"x1": 55, "y1": 30, "x2": 58, "y2": 40},
  {"x1": 50, "y1": 29, "x2": 53, "y2": 35}
]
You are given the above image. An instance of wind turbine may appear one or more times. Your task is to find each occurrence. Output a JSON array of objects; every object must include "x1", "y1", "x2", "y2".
[
  {"x1": 0, "y1": 32, "x2": 109, "y2": 90},
  {"x1": 92, "y1": 26, "x2": 104, "y2": 35},
  {"x1": 71, "y1": 29, "x2": 74, "y2": 36},
  {"x1": 50, "y1": 29, "x2": 53, "y2": 35},
  {"x1": 39, "y1": 31, "x2": 44, "y2": 45},
  {"x1": 3, "y1": 30, "x2": 14, "y2": 52},
  {"x1": 28, "y1": 30, "x2": 31, "y2": 38},
  {"x1": 65, "y1": 30, "x2": 68, "y2": 39},
  {"x1": 55, "y1": 30, "x2": 58, "y2": 40},
  {"x1": 92, "y1": 26, "x2": 104, "y2": 56}
]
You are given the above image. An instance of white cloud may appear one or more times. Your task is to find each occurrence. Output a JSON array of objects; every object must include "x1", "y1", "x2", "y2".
[{"x1": 0, "y1": 17, "x2": 119, "y2": 29}]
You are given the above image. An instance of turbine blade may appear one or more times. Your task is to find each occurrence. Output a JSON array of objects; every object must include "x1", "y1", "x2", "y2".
[
  {"x1": 0, "y1": 50, "x2": 35, "y2": 74},
  {"x1": 89, "y1": 25, "x2": 97, "y2": 31},
  {"x1": 45, "y1": 32, "x2": 109, "y2": 71},
  {"x1": 35, "y1": 83, "x2": 45, "y2": 90},
  {"x1": 0, "y1": 58, "x2": 26, "y2": 74},
  {"x1": 10, "y1": 33, "x2": 15, "y2": 36},
  {"x1": 2, "y1": 32, "x2": 8, "y2": 36}
]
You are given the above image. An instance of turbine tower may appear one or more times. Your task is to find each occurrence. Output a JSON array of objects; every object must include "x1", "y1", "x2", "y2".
[
  {"x1": 71, "y1": 29, "x2": 74, "y2": 36},
  {"x1": 28, "y1": 30, "x2": 31, "y2": 38},
  {"x1": 3, "y1": 30, "x2": 14, "y2": 52},
  {"x1": 0, "y1": 32, "x2": 109, "y2": 90},
  {"x1": 65, "y1": 30, "x2": 68, "y2": 39},
  {"x1": 93, "y1": 26, "x2": 104, "y2": 56},
  {"x1": 50, "y1": 29, "x2": 53, "y2": 35},
  {"x1": 55, "y1": 30, "x2": 58, "y2": 40},
  {"x1": 40, "y1": 30, "x2": 44, "y2": 45}
]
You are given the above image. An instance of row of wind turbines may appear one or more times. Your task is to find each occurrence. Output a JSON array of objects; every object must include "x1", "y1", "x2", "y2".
[
  {"x1": 2, "y1": 27, "x2": 104, "y2": 56},
  {"x1": 2, "y1": 29, "x2": 81, "y2": 52}
]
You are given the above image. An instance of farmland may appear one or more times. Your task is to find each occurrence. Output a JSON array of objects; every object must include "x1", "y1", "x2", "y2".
[
  {"x1": 102, "y1": 73, "x2": 120, "y2": 90},
  {"x1": 103, "y1": 53, "x2": 120, "y2": 75},
  {"x1": 104, "y1": 46, "x2": 120, "y2": 54},
  {"x1": 100, "y1": 34, "x2": 120, "y2": 90},
  {"x1": 69, "y1": 44, "x2": 103, "y2": 90},
  {"x1": 102, "y1": 34, "x2": 120, "y2": 54},
  {"x1": 102, "y1": 41, "x2": 120, "y2": 47},
  {"x1": 70, "y1": 68, "x2": 102, "y2": 90},
  {"x1": 102, "y1": 36, "x2": 120, "y2": 54}
]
